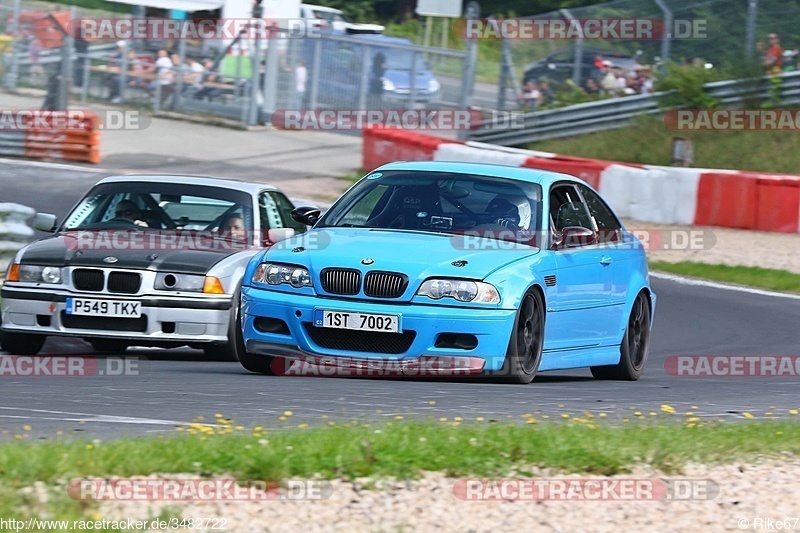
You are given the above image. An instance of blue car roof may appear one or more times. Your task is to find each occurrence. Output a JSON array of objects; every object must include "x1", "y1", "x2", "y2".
[{"x1": 372, "y1": 160, "x2": 588, "y2": 189}]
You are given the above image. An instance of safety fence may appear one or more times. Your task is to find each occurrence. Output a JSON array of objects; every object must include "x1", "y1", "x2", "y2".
[
  {"x1": 0, "y1": 110, "x2": 101, "y2": 164},
  {"x1": 363, "y1": 127, "x2": 800, "y2": 234},
  {"x1": 0, "y1": 203, "x2": 34, "y2": 279}
]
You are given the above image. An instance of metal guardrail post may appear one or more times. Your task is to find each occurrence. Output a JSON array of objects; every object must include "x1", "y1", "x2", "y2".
[
  {"x1": 357, "y1": 45, "x2": 370, "y2": 110},
  {"x1": 560, "y1": 8, "x2": 583, "y2": 86},
  {"x1": 408, "y1": 51, "x2": 418, "y2": 109},
  {"x1": 745, "y1": 0, "x2": 759, "y2": 59},
  {"x1": 457, "y1": 36, "x2": 478, "y2": 140},
  {"x1": 308, "y1": 38, "x2": 322, "y2": 110},
  {"x1": 653, "y1": 0, "x2": 672, "y2": 66},
  {"x1": 174, "y1": 38, "x2": 186, "y2": 112},
  {"x1": 118, "y1": 41, "x2": 128, "y2": 103},
  {"x1": 261, "y1": 30, "x2": 280, "y2": 119},
  {"x1": 3, "y1": 0, "x2": 20, "y2": 89},
  {"x1": 81, "y1": 54, "x2": 90, "y2": 103}
]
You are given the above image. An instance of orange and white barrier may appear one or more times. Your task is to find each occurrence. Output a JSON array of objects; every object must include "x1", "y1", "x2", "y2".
[
  {"x1": 362, "y1": 127, "x2": 800, "y2": 233},
  {"x1": 0, "y1": 111, "x2": 101, "y2": 164}
]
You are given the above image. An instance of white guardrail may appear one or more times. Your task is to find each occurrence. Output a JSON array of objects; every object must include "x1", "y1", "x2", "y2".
[{"x1": 0, "y1": 203, "x2": 34, "y2": 279}]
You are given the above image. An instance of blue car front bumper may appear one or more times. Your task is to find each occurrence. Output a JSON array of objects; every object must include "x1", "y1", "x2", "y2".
[{"x1": 241, "y1": 287, "x2": 517, "y2": 372}]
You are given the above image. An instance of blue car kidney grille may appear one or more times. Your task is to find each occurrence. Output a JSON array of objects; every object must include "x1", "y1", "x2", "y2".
[
  {"x1": 364, "y1": 272, "x2": 407, "y2": 298},
  {"x1": 320, "y1": 268, "x2": 361, "y2": 295}
]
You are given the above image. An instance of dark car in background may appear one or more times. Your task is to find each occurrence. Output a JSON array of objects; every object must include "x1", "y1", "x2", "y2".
[{"x1": 523, "y1": 46, "x2": 639, "y2": 85}]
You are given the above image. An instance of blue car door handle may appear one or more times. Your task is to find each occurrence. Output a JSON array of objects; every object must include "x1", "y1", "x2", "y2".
[{"x1": 600, "y1": 256, "x2": 613, "y2": 266}]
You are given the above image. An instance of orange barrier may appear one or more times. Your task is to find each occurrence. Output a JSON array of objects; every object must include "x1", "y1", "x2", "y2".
[
  {"x1": 523, "y1": 156, "x2": 610, "y2": 189},
  {"x1": 754, "y1": 177, "x2": 800, "y2": 233},
  {"x1": 362, "y1": 127, "x2": 461, "y2": 170},
  {"x1": 695, "y1": 173, "x2": 758, "y2": 229},
  {"x1": 0, "y1": 111, "x2": 101, "y2": 164},
  {"x1": 14, "y1": 11, "x2": 72, "y2": 49}
]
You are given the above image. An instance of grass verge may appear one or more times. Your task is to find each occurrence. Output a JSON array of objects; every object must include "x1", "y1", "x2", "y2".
[
  {"x1": 650, "y1": 261, "x2": 800, "y2": 294},
  {"x1": 533, "y1": 116, "x2": 800, "y2": 174},
  {"x1": 3, "y1": 420, "x2": 800, "y2": 484},
  {"x1": 3, "y1": 420, "x2": 800, "y2": 523}
]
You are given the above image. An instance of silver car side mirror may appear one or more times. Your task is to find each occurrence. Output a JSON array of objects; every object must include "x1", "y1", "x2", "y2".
[{"x1": 32, "y1": 213, "x2": 58, "y2": 232}]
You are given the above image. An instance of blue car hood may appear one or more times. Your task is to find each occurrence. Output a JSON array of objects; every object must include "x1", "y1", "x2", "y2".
[{"x1": 265, "y1": 227, "x2": 539, "y2": 282}]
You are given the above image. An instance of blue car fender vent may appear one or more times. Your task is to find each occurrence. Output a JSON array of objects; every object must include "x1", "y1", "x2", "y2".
[
  {"x1": 544, "y1": 275, "x2": 557, "y2": 287},
  {"x1": 320, "y1": 268, "x2": 361, "y2": 295},
  {"x1": 364, "y1": 271, "x2": 408, "y2": 298}
]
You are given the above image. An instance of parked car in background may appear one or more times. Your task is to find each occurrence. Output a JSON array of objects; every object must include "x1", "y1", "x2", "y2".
[
  {"x1": 309, "y1": 34, "x2": 441, "y2": 107},
  {"x1": 238, "y1": 161, "x2": 655, "y2": 383},
  {"x1": 300, "y1": 3, "x2": 384, "y2": 34},
  {"x1": 0, "y1": 175, "x2": 307, "y2": 359},
  {"x1": 523, "y1": 46, "x2": 639, "y2": 85}
]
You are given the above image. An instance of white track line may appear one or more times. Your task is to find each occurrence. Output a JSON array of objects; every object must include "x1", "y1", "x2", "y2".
[
  {"x1": 0, "y1": 157, "x2": 108, "y2": 173},
  {"x1": 0, "y1": 406, "x2": 214, "y2": 426},
  {"x1": 651, "y1": 271, "x2": 800, "y2": 300}
]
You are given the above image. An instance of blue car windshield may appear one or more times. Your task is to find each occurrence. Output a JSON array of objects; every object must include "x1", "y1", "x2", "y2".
[{"x1": 318, "y1": 171, "x2": 543, "y2": 245}]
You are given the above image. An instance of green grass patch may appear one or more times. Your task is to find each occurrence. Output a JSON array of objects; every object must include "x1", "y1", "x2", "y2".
[
  {"x1": 4, "y1": 420, "x2": 800, "y2": 525},
  {"x1": 533, "y1": 115, "x2": 800, "y2": 174},
  {"x1": 650, "y1": 261, "x2": 800, "y2": 294},
  {"x1": 3, "y1": 421, "x2": 800, "y2": 486}
]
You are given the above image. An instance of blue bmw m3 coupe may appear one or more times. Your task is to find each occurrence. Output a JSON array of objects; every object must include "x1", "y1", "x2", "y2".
[{"x1": 235, "y1": 161, "x2": 655, "y2": 384}]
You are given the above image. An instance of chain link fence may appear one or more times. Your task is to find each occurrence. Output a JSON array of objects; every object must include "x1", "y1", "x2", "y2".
[
  {"x1": 477, "y1": 0, "x2": 800, "y2": 111},
  {"x1": 0, "y1": 2, "x2": 477, "y2": 127}
]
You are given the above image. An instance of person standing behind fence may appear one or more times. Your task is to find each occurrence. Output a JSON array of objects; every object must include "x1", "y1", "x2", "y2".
[
  {"x1": 368, "y1": 52, "x2": 386, "y2": 108},
  {"x1": 295, "y1": 58, "x2": 308, "y2": 109},
  {"x1": 106, "y1": 40, "x2": 126, "y2": 103},
  {"x1": 194, "y1": 59, "x2": 222, "y2": 102},
  {"x1": 148, "y1": 49, "x2": 175, "y2": 105},
  {"x1": 518, "y1": 80, "x2": 541, "y2": 111},
  {"x1": 763, "y1": 33, "x2": 784, "y2": 75}
]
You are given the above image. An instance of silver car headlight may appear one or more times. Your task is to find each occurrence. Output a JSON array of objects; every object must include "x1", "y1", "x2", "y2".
[
  {"x1": 252, "y1": 263, "x2": 312, "y2": 288},
  {"x1": 155, "y1": 273, "x2": 205, "y2": 292},
  {"x1": 18, "y1": 265, "x2": 62, "y2": 284},
  {"x1": 417, "y1": 279, "x2": 500, "y2": 304},
  {"x1": 382, "y1": 78, "x2": 396, "y2": 92}
]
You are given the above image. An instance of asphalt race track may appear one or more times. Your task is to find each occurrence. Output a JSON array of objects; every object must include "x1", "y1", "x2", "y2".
[{"x1": 1, "y1": 161, "x2": 799, "y2": 440}]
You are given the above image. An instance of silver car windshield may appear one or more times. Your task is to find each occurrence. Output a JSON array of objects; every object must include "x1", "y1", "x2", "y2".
[{"x1": 62, "y1": 182, "x2": 253, "y2": 238}]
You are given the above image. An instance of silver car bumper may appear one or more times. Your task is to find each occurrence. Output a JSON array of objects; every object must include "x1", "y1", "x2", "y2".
[{"x1": 1, "y1": 286, "x2": 232, "y2": 344}]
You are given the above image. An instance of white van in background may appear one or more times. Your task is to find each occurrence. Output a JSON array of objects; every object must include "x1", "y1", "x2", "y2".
[{"x1": 299, "y1": 3, "x2": 384, "y2": 34}]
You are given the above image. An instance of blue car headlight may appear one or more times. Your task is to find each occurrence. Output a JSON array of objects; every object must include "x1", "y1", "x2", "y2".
[
  {"x1": 382, "y1": 78, "x2": 396, "y2": 92},
  {"x1": 417, "y1": 279, "x2": 500, "y2": 304},
  {"x1": 253, "y1": 262, "x2": 312, "y2": 288},
  {"x1": 19, "y1": 265, "x2": 62, "y2": 284},
  {"x1": 428, "y1": 79, "x2": 440, "y2": 93}
]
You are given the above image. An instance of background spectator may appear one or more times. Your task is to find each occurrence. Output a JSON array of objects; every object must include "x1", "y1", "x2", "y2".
[
  {"x1": 518, "y1": 80, "x2": 542, "y2": 110},
  {"x1": 763, "y1": 33, "x2": 783, "y2": 74},
  {"x1": 295, "y1": 58, "x2": 307, "y2": 109}
]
